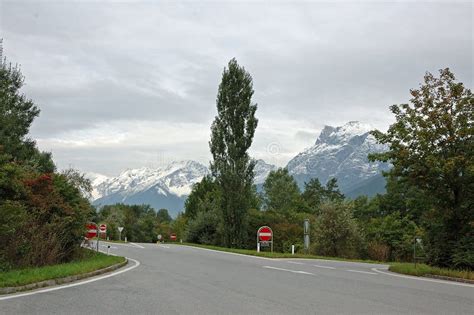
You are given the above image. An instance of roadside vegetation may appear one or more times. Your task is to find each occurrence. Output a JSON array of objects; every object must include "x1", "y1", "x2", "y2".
[
  {"x1": 0, "y1": 249, "x2": 124, "y2": 288},
  {"x1": 0, "y1": 48, "x2": 97, "y2": 272},
  {"x1": 389, "y1": 263, "x2": 473, "y2": 281}
]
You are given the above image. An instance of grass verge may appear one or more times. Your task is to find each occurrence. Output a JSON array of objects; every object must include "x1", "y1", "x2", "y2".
[
  {"x1": 0, "y1": 249, "x2": 125, "y2": 288},
  {"x1": 389, "y1": 263, "x2": 473, "y2": 281},
  {"x1": 180, "y1": 242, "x2": 384, "y2": 264}
]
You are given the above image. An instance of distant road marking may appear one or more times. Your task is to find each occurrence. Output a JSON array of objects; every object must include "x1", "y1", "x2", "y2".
[
  {"x1": 130, "y1": 242, "x2": 145, "y2": 249},
  {"x1": 313, "y1": 264, "x2": 336, "y2": 270},
  {"x1": 346, "y1": 269, "x2": 377, "y2": 275},
  {"x1": 181, "y1": 245, "x2": 275, "y2": 261},
  {"x1": 287, "y1": 261, "x2": 305, "y2": 265},
  {"x1": 0, "y1": 258, "x2": 141, "y2": 301},
  {"x1": 158, "y1": 244, "x2": 170, "y2": 249},
  {"x1": 372, "y1": 268, "x2": 474, "y2": 288},
  {"x1": 263, "y1": 266, "x2": 314, "y2": 275}
]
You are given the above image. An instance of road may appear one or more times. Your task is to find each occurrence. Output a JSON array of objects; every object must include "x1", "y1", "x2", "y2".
[{"x1": 1, "y1": 242, "x2": 473, "y2": 314}]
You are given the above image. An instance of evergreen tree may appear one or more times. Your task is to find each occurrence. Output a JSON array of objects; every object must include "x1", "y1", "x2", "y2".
[
  {"x1": 262, "y1": 168, "x2": 302, "y2": 215},
  {"x1": 209, "y1": 58, "x2": 258, "y2": 247}
]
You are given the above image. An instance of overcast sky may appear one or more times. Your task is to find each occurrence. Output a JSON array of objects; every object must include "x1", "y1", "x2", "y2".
[{"x1": 1, "y1": 0, "x2": 472, "y2": 176}]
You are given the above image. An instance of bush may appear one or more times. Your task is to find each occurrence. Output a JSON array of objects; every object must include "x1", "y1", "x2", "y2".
[{"x1": 312, "y1": 202, "x2": 363, "y2": 258}]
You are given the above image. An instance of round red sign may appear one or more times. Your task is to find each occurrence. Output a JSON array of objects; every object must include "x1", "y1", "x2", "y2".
[
  {"x1": 170, "y1": 233, "x2": 177, "y2": 241},
  {"x1": 86, "y1": 223, "x2": 97, "y2": 239},
  {"x1": 99, "y1": 224, "x2": 107, "y2": 232},
  {"x1": 258, "y1": 226, "x2": 273, "y2": 242}
]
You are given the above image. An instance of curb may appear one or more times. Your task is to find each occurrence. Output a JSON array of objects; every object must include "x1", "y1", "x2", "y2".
[
  {"x1": 0, "y1": 258, "x2": 128, "y2": 295},
  {"x1": 424, "y1": 274, "x2": 474, "y2": 285}
]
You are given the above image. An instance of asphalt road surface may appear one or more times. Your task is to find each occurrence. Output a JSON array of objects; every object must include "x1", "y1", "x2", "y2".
[{"x1": 1, "y1": 242, "x2": 473, "y2": 314}]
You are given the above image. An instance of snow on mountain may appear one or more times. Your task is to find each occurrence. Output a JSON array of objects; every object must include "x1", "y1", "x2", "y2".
[
  {"x1": 91, "y1": 161, "x2": 210, "y2": 216},
  {"x1": 85, "y1": 172, "x2": 110, "y2": 200},
  {"x1": 254, "y1": 159, "x2": 278, "y2": 184},
  {"x1": 89, "y1": 121, "x2": 388, "y2": 215},
  {"x1": 286, "y1": 121, "x2": 389, "y2": 194}
]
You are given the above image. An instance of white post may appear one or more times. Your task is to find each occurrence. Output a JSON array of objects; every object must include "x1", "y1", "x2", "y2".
[
  {"x1": 124, "y1": 236, "x2": 127, "y2": 242},
  {"x1": 291, "y1": 244, "x2": 295, "y2": 255},
  {"x1": 107, "y1": 245, "x2": 110, "y2": 256},
  {"x1": 257, "y1": 242, "x2": 260, "y2": 253}
]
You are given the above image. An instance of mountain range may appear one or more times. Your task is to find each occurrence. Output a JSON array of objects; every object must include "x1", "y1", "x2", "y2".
[{"x1": 87, "y1": 121, "x2": 389, "y2": 216}]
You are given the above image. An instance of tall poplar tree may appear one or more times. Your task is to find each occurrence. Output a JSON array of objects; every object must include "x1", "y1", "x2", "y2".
[{"x1": 210, "y1": 58, "x2": 258, "y2": 247}]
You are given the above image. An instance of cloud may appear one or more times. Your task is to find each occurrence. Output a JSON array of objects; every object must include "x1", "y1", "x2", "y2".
[{"x1": 1, "y1": 0, "x2": 472, "y2": 174}]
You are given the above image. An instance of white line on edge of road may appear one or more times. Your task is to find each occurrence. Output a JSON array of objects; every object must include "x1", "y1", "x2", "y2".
[
  {"x1": 313, "y1": 264, "x2": 336, "y2": 270},
  {"x1": 263, "y1": 266, "x2": 314, "y2": 275},
  {"x1": 0, "y1": 257, "x2": 141, "y2": 301},
  {"x1": 130, "y1": 242, "x2": 145, "y2": 249},
  {"x1": 371, "y1": 268, "x2": 474, "y2": 288},
  {"x1": 346, "y1": 269, "x2": 377, "y2": 275}
]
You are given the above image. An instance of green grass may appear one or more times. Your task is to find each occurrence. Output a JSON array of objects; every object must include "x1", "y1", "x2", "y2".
[
  {"x1": 0, "y1": 249, "x2": 125, "y2": 288},
  {"x1": 180, "y1": 242, "x2": 384, "y2": 264},
  {"x1": 389, "y1": 263, "x2": 473, "y2": 281}
]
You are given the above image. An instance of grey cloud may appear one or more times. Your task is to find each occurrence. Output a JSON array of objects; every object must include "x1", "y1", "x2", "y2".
[{"x1": 1, "y1": 1, "x2": 472, "y2": 174}]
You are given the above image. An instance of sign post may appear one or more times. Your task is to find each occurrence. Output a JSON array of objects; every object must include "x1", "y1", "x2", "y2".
[
  {"x1": 85, "y1": 223, "x2": 99, "y2": 251},
  {"x1": 257, "y1": 226, "x2": 273, "y2": 253},
  {"x1": 303, "y1": 219, "x2": 310, "y2": 254},
  {"x1": 118, "y1": 226, "x2": 124, "y2": 241},
  {"x1": 99, "y1": 224, "x2": 107, "y2": 239}
]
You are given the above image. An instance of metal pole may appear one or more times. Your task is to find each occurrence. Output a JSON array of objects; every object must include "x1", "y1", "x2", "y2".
[
  {"x1": 96, "y1": 225, "x2": 99, "y2": 252},
  {"x1": 414, "y1": 238, "x2": 417, "y2": 269}
]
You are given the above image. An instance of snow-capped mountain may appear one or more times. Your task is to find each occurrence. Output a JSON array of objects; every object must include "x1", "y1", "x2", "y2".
[
  {"x1": 90, "y1": 161, "x2": 210, "y2": 216},
  {"x1": 254, "y1": 159, "x2": 278, "y2": 184},
  {"x1": 286, "y1": 121, "x2": 389, "y2": 195},
  {"x1": 88, "y1": 121, "x2": 389, "y2": 215}
]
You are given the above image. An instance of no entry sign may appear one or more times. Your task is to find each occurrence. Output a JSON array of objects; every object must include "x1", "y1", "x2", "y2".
[
  {"x1": 258, "y1": 226, "x2": 273, "y2": 242},
  {"x1": 99, "y1": 224, "x2": 107, "y2": 233},
  {"x1": 170, "y1": 233, "x2": 177, "y2": 241},
  {"x1": 86, "y1": 223, "x2": 97, "y2": 239}
]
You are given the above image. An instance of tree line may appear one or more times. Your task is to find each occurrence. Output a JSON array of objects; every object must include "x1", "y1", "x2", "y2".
[{"x1": 182, "y1": 60, "x2": 473, "y2": 269}]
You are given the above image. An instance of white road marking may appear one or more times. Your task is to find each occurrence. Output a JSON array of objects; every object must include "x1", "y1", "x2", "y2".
[
  {"x1": 372, "y1": 268, "x2": 474, "y2": 288},
  {"x1": 346, "y1": 269, "x2": 377, "y2": 275},
  {"x1": 130, "y1": 242, "x2": 145, "y2": 249},
  {"x1": 313, "y1": 264, "x2": 336, "y2": 270},
  {"x1": 158, "y1": 244, "x2": 170, "y2": 249},
  {"x1": 263, "y1": 266, "x2": 314, "y2": 275},
  {"x1": 0, "y1": 258, "x2": 141, "y2": 301},
  {"x1": 182, "y1": 245, "x2": 276, "y2": 261},
  {"x1": 287, "y1": 261, "x2": 305, "y2": 265}
]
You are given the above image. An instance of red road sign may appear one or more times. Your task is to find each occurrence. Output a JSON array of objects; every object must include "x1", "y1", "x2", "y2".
[
  {"x1": 258, "y1": 226, "x2": 273, "y2": 242},
  {"x1": 170, "y1": 233, "x2": 177, "y2": 241},
  {"x1": 86, "y1": 223, "x2": 97, "y2": 238},
  {"x1": 99, "y1": 224, "x2": 107, "y2": 233}
]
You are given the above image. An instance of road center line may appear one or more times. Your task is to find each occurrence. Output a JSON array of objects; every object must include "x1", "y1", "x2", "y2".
[
  {"x1": 0, "y1": 257, "x2": 141, "y2": 301},
  {"x1": 346, "y1": 269, "x2": 377, "y2": 275},
  {"x1": 263, "y1": 266, "x2": 314, "y2": 275},
  {"x1": 313, "y1": 264, "x2": 336, "y2": 270}
]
